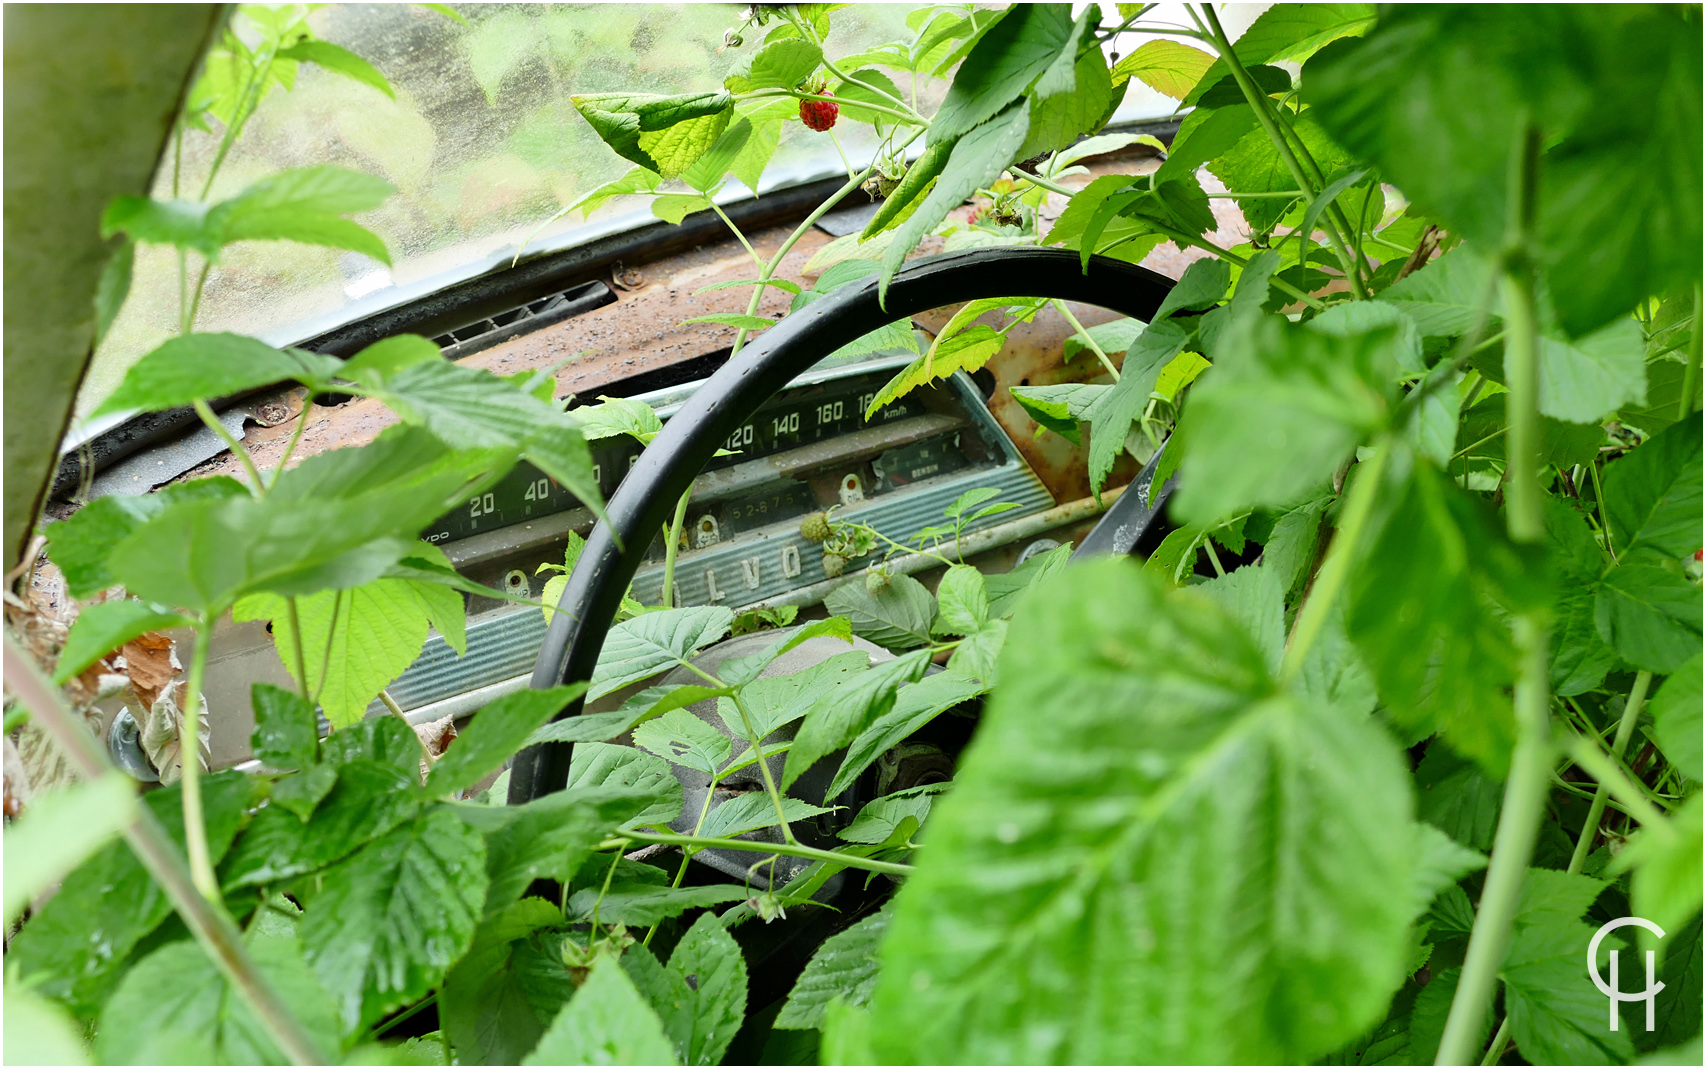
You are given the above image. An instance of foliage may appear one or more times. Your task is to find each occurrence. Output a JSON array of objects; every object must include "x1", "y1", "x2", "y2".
[{"x1": 11, "y1": 3, "x2": 1702, "y2": 1067}]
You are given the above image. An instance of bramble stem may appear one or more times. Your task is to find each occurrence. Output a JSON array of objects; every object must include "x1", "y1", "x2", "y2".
[
  {"x1": 659, "y1": 490, "x2": 691, "y2": 609},
  {"x1": 1279, "y1": 437, "x2": 1389, "y2": 681},
  {"x1": 1568, "y1": 732, "x2": 1671, "y2": 829},
  {"x1": 180, "y1": 624, "x2": 217, "y2": 900},
  {"x1": 194, "y1": 399, "x2": 265, "y2": 492},
  {"x1": 1436, "y1": 123, "x2": 1552, "y2": 1069},
  {"x1": 1681, "y1": 283, "x2": 1703, "y2": 419},
  {"x1": 1567, "y1": 671, "x2": 1653, "y2": 874},
  {"x1": 380, "y1": 689, "x2": 435, "y2": 774},
  {"x1": 285, "y1": 598, "x2": 309, "y2": 703},
  {"x1": 1198, "y1": 4, "x2": 1366, "y2": 299},
  {"x1": 608, "y1": 830, "x2": 913, "y2": 877},
  {"x1": 1052, "y1": 299, "x2": 1120, "y2": 381},
  {"x1": 709, "y1": 201, "x2": 765, "y2": 272},
  {"x1": 729, "y1": 690, "x2": 799, "y2": 845},
  {"x1": 2, "y1": 637, "x2": 327, "y2": 1066}
]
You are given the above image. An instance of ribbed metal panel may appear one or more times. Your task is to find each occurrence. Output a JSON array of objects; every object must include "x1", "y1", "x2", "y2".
[{"x1": 373, "y1": 371, "x2": 1053, "y2": 714}]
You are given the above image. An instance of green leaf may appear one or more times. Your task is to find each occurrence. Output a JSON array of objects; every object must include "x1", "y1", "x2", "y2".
[
  {"x1": 1595, "y1": 563, "x2": 1703, "y2": 674},
  {"x1": 276, "y1": 39, "x2": 394, "y2": 98},
  {"x1": 250, "y1": 682, "x2": 320, "y2": 772},
  {"x1": 1207, "y1": 109, "x2": 1353, "y2": 234},
  {"x1": 621, "y1": 913, "x2": 747, "y2": 1066},
  {"x1": 1502, "y1": 869, "x2": 1635, "y2": 1065},
  {"x1": 932, "y1": 564, "x2": 988, "y2": 637},
  {"x1": 929, "y1": 4, "x2": 1073, "y2": 142},
  {"x1": 220, "y1": 759, "x2": 422, "y2": 888},
  {"x1": 839, "y1": 785, "x2": 945, "y2": 846},
  {"x1": 777, "y1": 907, "x2": 891, "y2": 1030},
  {"x1": 880, "y1": 100, "x2": 1031, "y2": 299},
  {"x1": 590, "y1": 606, "x2": 735, "y2": 700},
  {"x1": 823, "y1": 573, "x2": 934, "y2": 649},
  {"x1": 525, "y1": 957, "x2": 678, "y2": 1065},
  {"x1": 829, "y1": 671, "x2": 989, "y2": 797},
  {"x1": 568, "y1": 883, "x2": 746, "y2": 929},
  {"x1": 526, "y1": 685, "x2": 723, "y2": 748},
  {"x1": 680, "y1": 312, "x2": 775, "y2": 330},
  {"x1": 3, "y1": 986, "x2": 90, "y2": 1066},
  {"x1": 100, "y1": 196, "x2": 213, "y2": 254},
  {"x1": 3, "y1": 774, "x2": 136, "y2": 925},
  {"x1": 1112, "y1": 39, "x2": 1215, "y2": 99},
  {"x1": 1307, "y1": 6, "x2": 1702, "y2": 337},
  {"x1": 1155, "y1": 104, "x2": 1259, "y2": 183},
  {"x1": 424, "y1": 685, "x2": 585, "y2": 796},
  {"x1": 865, "y1": 559, "x2": 1420, "y2": 1063},
  {"x1": 718, "y1": 652, "x2": 870, "y2": 745},
  {"x1": 1380, "y1": 246, "x2": 1499, "y2": 338},
  {"x1": 783, "y1": 649, "x2": 932, "y2": 789},
  {"x1": 1538, "y1": 318, "x2": 1648, "y2": 423},
  {"x1": 573, "y1": 395, "x2": 665, "y2": 446},
  {"x1": 1349, "y1": 466, "x2": 1533, "y2": 772},
  {"x1": 696, "y1": 793, "x2": 835, "y2": 843},
  {"x1": 1649, "y1": 655, "x2": 1703, "y2": 781},
  {"x1": 1614, "y1": 794, "x2": 1703, "y2": 956},
  {"x1": 572, "y1": 91, "x2": 733, "y2": 180},
  {"x1": 337, "y1": 334, "x2": 440, "y2": 386},
  {"x1": 51, "y1": 600, "x2": 194, "y2": 684},
  {"x1": 1603, "y1": 418, "x2": 1703, "y2": 560},
  {"x1": 1172, "y1": 313, "x2": 1398, "y2": 523},
  {"x1": 861, "y1": 323, "x2": 1004, "y2": 415},
  {"x1": 718, "y1": 617, "x2": 855, "y2": 687},
  {"x1": 441, "y1": 899, "x2": 574, "y2": 1068},
  {"x1": 94, "y1": 238, "x2": 134, "y2": 347},
  {"x1": 632, "y1": 709, "x2": 734, "y2": 778},
  {"x1": 205, "y1": 165, "x2": 395, "y2": 264},
  {"x1": 724, "y1": 38, "x2": 822, "y2": 92},
  {"x1": 301, "y1": 806, "x2": 489, "y2": 1032},
  {"x1": 94, "y1": 332, "x2": 343, "y2": 417},
  {"x1": 44, "y1": 476, "x2": 242, "y2": 598},
  {"x1": 7, "y1": 773, "x2": 257, "y2": 1017},
  {"x1": 97, "y1": 934, "x2": 341, "y2": 1066},
  {"x1": 235, "y1": 575, "x2": 460, "y2": 728},
  {"x1": 835, "y1": 69, "x2": 905, "y2": 127},
  {"x1": 1009, "y1": 382, "x2": 1105, "y2": 443},
  {"x1": 473, "y1": 778, "x2": 670, "y2": 916},
  {"x1": 651, "y1": 192, "x2": 709, "y2": 225},
  {"x1": 1015, "y1": 24, "x2": 1110, "y2": 161},
  {"x1": 1262, "y1": 496, "x2": 1329, "y2": 603},
  {"x1": 1414, "y1": 742, "x2": 1503, "y2": 853}
]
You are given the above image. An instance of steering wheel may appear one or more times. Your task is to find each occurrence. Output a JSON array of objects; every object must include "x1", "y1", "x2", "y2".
[{"x1": 510, "y1": 246, "x2": 1179, "y2": 805}]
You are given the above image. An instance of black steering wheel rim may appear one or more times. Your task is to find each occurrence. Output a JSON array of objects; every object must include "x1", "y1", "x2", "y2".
[{"x1": 509, "y1": 246, "x2": 1178, "y2": 805}]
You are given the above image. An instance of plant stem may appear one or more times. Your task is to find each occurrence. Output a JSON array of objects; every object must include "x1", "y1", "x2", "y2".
[
  {"x1": 609, "y1": 829, "x2": 913, "y2": 877},
  {"x1": 1566, "y1": 672, "x2": 1653, "y2": 873},
  {"x1": 1480, "y1": 1018, "x2": 1511, "y2": 1065},
  {"x1": 1680, "y1": 283, "x2": 1702, "y2": 419},
  {"x1": 1436, "y1": 124, "x2": 1551, "y2": 1069},
  {"x1": 185, "y1": 260, "x2": 214, "y2": 332},
  {"x1": 709, "y1": 201, "x2": 765, "y2": 272},
  {"x1": 194, "y1": 399, "x2": 265, "y2": 492},
  {"x1": 380, "y1": 689, "x2": 435, "y2": 774},
  {"x1": 180, "y1": 624, "x2": 218, "y2": 900},
  {"x1": 1197, "y1": 4, "x2": 1366, "y2": 299},
  {"x1": 311, "y1": 590, "x2": 342, "y2": 708},
  {"x1": 1568, "y1": 732, "x2": 1671, "y2": 829},
  {"x1": 270, "y1": 394, "x2": 315, "y2": 489},
  {"x1": 645, "y1": 775, "x2": 722, "y2": 947},
  {"x1": 728, "y1": 690, "x2": 798, "y2": 845},
  {"x1": 1052, "y1": 299, "x2": 1120, "y2": 381},
  {"x1": 1279, "y1": 437, "x2": 1390, "y2": 681},
  {"x1": 659, "y1": 490, "x2": 691, "y2": 609},
  {"x1": 1144, "y1": 223, "x2": 1329, "y2": 310},
  {"x1": 285, "y1": 597, "x2": 310, "y2": 703},
  {"x1": 828, "y1": 127, "x2": 857, "y2": 183},
  {"x1": 5, "y1": 640, "x2": 327, "y2": 1065}
]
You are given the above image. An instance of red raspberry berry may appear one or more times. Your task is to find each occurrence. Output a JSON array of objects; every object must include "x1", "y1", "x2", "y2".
[{"x1": 799, "y1": 93, "x2": 838, "y2": 132}]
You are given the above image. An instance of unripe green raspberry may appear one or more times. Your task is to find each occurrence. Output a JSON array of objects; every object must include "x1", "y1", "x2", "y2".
[
  {"x1": 865, "y1": 568, "x2": 890, "y2": 593},
  {"x1": 821, "y1": 552, "x2": 847, "y2": 578},
  {"x1": 800, "y1": 511, "x2": 831, "y2": 543}
]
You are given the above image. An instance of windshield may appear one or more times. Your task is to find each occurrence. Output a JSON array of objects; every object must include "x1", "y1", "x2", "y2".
[{"x1": 75, "y1": 2, "x2": 1201, "y2": 431}]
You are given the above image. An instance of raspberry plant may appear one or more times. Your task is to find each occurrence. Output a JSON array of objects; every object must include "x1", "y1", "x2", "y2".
[{"x1": 5, "y1": 4, "x2": 1702, "y2": 1066}]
